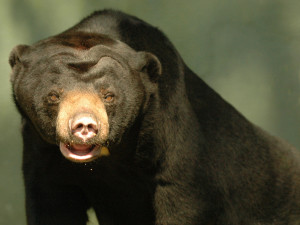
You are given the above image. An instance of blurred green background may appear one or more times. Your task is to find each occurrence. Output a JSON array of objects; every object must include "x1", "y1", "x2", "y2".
[{"x1": 1, "y1": 0, "x2": 300, "y2": 224}]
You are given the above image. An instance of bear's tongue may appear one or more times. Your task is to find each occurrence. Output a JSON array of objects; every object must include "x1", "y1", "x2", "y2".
[{"x1": 70, "y1": 144, "x2": 93, "y2": 156}]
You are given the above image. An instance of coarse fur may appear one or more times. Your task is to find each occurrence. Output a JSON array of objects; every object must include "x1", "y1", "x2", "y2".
[{"x1": 9, "y1": 9, "x2": 300, "y2": 225}]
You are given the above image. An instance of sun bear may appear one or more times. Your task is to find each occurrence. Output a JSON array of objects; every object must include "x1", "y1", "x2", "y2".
[{"x1": 9, "y1": 9, "x2": 300, "y2": 225}]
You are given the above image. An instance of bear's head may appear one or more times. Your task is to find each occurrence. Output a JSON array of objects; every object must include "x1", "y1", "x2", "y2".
[{"x1": 9, "y1": 32, "x2": 162, "y2": 162}]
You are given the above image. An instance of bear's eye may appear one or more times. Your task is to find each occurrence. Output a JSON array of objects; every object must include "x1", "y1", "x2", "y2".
[
  {"x1": 47, "y1": 92, "x2": 60, "y2": 104},
  {"x1": 104, "y1": 93, "x2": 114, "y2": 103}
]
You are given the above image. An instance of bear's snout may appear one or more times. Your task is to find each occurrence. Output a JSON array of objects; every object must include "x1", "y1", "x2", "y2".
[
  {"x1": 56, "y1": 91, "x2": 110, "y2": 162},
  {"x1": 70, "y1": 113, "x2": 98, "y2": 142}
]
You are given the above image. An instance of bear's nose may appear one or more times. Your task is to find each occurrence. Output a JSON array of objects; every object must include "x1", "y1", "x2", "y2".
[{"x1": 70, "y1": 113, "x2": 98, "y2": 142}]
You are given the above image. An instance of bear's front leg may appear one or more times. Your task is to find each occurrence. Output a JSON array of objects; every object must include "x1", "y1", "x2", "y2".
[
  {"x1": 24, "y1": 172, "x2": 90, "y2": 225},
  {"x1": 154, "y1": 182, "x2": 208, "y2": 225}
]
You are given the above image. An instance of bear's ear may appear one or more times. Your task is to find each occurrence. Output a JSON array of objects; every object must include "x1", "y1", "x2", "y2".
[
  {"x1": 134, "y1": 52, "x2": 162, "y2": 82},
  {"x1": 9, "y1": 45, "x2": 30, "y2": 68}
]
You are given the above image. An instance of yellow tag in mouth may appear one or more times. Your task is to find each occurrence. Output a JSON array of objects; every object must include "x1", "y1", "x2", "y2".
[{"x1": 100, "y1": 146, "x2": 110, "y2": 157}]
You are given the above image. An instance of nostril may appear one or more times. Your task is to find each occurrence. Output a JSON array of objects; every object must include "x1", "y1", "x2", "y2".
[
  {"x1": 76, "y1": 124, "x2": 84, "y2": 130},
  {"x1": 73, "y1": 123, "x2": 84, "y2": 134},
  {"x1": 87, "y1": 124, "x2": 97, "y2": 132}
]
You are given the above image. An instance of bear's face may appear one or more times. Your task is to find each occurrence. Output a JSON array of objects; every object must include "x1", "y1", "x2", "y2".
[{"x1": 9, "y1": 32, "x2": 161, "y2": 162}]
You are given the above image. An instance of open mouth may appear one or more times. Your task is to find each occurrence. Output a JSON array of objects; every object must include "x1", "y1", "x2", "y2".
[{"x1": 59, "y1": 142, "x2": 101, "y2": 162}]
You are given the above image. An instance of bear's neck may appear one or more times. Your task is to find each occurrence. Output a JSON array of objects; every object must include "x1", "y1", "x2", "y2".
[{"x1": 137, "y1": 86, "x2": 204, "y2": 180}]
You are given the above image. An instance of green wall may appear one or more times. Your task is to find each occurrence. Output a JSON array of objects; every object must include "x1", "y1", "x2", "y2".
[{"x1": 1, "y1": 0, "x2": 300, "y2": 224}]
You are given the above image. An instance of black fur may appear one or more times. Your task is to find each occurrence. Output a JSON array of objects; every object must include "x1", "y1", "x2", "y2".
[{"x1": 9, "y1": 10, "x2": 300, "y2": 225}]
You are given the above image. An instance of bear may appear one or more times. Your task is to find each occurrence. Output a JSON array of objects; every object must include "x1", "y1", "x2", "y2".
[{"x1": 9, "y1": 9, "x2": 300, "y2": 225}]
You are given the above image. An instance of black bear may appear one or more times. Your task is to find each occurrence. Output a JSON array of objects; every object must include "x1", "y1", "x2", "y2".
[{"x1": 9, "y1": 9, "x2": 300, "y2": 225}]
